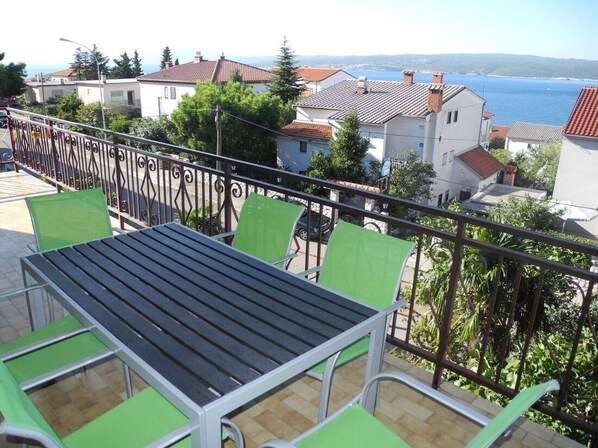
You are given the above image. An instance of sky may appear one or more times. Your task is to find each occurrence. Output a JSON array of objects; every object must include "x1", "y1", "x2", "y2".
[{"x1": 3, "y1": 0, "x2": 597, "y2": 73}]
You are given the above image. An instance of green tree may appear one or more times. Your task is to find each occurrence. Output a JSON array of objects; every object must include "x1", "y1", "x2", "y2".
[
  {"x1": 129, "y1": 117, "x2": 176, "y2": 152},
  {"x1": 305, "y1": 109, "x2": 369, "y2": 191},
  {"x1": 69, "y1": 45, "x2": 109, "y2": 80},
  {"x1": 132, "y1": 50, "x2": 143, "y2": 76},
  {"x1": 171, "y1": 81, "x2": 283, "y2": 167},
  {"x1": 52, "y1": 93, "x2": 83, "y2": 121},
  {"x1": 523, "y1": 141, "x2": 561, "y2": 194},
  {"x1": 268, "y1": 37, "x2": 304, "y2": 103},
  {"x1": 388, "y1": 150, "x2": 436, "y2": 202},
  {"x1": 174, "y1": 58, "x2": 179, "y2": 66},
  {"x1": 229, "y1": 68, "x2": 243, "y2": 84},
  {"x1": 70, "y1": 48, "x2": 88, "y2": 80},
  {"x1": 489, "y1": 136, "x2": 505, "y2": 149},
  {"x1": 160, "y1": 46, "x2": 173, "y2": 69},
  {"x1": 0, "y1": 60, "x2": 27, "y2": 99},
  {"x1": 110, "y1": 52, "x2": 134, "y2": 79},
  {"x1": 76, "y1": 102, "x2": 104, "y2": 127}
]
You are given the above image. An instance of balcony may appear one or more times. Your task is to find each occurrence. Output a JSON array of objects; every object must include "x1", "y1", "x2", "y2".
[{"x1": 0, "y1": 109, "x2": 595, "y2": 447}]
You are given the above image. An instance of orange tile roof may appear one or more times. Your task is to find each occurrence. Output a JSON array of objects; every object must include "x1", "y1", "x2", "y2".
[
  {"x1": 564, "y1": 86, "x2": 598, "y2": 138},
  {"x1": 331, "y1": 180, "x2": 382, "y2": 193},
  {"x1": 297, "y1": 68, "x2": 348, "y2": 82},
  {"x1": 49, "y1": 68, "x2": 76, "y2": 77},
  {"x1": 138, "y1": 58, "x2": 271, "y2": 84},
  {"x1": 483, "y1": 111, "x2": 495, "y2": 120},
  {"x1": 457, "y1": 146, "x2": 505, "y2": 179},
  {"x1": 489, "y1": 125, "x2": 511, "y2": 141},
  {"x1": 281, "y1": 122, "x2": 333, "y2": 140}
]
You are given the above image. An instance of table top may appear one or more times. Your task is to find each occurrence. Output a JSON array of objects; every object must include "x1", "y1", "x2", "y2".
[{"x1": 23, "y1": 223, "x2": 378, "y2": 410}]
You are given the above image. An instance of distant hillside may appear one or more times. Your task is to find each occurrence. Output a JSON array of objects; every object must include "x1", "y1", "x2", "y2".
[{"x1": 245, "y1": 53, "x2": 598, "y2": 80}]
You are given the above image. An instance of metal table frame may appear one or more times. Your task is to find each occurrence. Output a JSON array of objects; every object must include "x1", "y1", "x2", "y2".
[{"x1": 21, "y1": 223, "x2": 400, "y2": 447}]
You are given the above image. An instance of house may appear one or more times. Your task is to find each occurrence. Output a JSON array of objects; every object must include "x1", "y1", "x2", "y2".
[
  {"x1": 278, "y1": 71, "x2": 500, "y2": 206},
  {"x1": 453, "y1": 146, "x2": 505, "y2": 203},
  {"x1": 76, "y1": 79, "x2": 140, "y2": 109},
  {"x1": 24, "y1": 79, "x2": 76, "y2": 104},
  {"x1": 47, "y1": 68, "x2": 78, "y2": 83},
  {"x1": 137, "y1": 52, "x2": 272, "y2": 118},
  {"x1": 296, "y1": 68, "x2": 355, "y2": 96},
  {"x1": 552, "y1": 86, "x2": 598, "y2": 239},
  {"x1": 479, "y1": 111, "x2": 495, "y2": 148},
  {"x1": 462, "y1": 183, "x2": 546, "y2": 213},
  {"x1": 487, "y1": 124, "x2": 511, "y2": 147},
  {"x1": 505, "y1": 121, "x2": 563, "y2": 155}
]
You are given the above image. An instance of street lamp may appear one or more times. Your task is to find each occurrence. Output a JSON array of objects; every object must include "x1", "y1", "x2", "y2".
[{"x1": 59, "y1": 37, "x2": 107, "y2": 132}]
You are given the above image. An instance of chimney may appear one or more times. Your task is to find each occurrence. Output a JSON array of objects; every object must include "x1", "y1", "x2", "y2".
[
  {"x1": 356, "y1": 76, "x2": 368, "y2": 94},
  {"x1": 165, "y1": 61, "x2": 173, "y2": 69},
  {"x1": 503, "y1": 165, "x2": 517, "y2": 186},
  {"x1": 220, "y1": 52, "x2": 226, "y2": 60},
  {"x1": 194, "y1": 51, "x2": 204, "y2": 63},
  {"x1": 432, "y1": 71, "x2": 444, "y2": 84},
  {"x1": 403, "y1": 70, "x2": 415, "y2": 84},
  {"x1": 427, "y1": 85, "x2": 443, "y2": 112}
]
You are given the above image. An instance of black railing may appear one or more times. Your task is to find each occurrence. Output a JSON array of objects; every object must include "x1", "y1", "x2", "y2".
[{"x1": 6, "y1": 109, "x2": 598, "y2": 440}]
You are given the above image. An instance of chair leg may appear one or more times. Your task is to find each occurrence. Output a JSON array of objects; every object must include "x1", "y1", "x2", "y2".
[
  {"x1": 222, "y1": 417, "x2": 245, "y2": 448},
  {"x1": 317, "y1": 351, "x2": 341, "y2": 423},
  {"x1": 123, "y1": 363, "x2": 133, "y2": 398}
]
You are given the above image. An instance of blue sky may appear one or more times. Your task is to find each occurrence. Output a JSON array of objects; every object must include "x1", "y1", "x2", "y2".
[{"x1": 3, "y1": 0, "x2": 597, "y2": 69}]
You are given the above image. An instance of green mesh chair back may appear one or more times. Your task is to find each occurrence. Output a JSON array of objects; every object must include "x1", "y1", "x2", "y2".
[
  {"x1": 318, "y1": 221, "x2": 414, "y2": 310},
  {"x1": 26, "y1": 189, "x2": 113, "y2": 251},
  {"x1": 0, "y1": 361, "x2": 65, "y2": 447},
  {"x1": 466, "y1": 380, "x2": 560, "y2": 448},
  {"x1": 232, "y1": 193, "x2": 304, "y2": 263}
]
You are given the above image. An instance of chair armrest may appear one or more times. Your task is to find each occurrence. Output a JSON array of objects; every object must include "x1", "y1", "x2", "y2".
[
  {"x1": 28, "y1": 242, "x2": 39, "y2": 253},
  {"x1": 211, "y1": 230, "x2": 236, "y2": 240},
  {"x1": 258, "y1": 440, "x2": 296, "y2": 448},
  {"x1": 295, "y1": 266, "x2": 322, "y2": 278},
  {"x1": 270, "y1": 252, "x2": 299, "y2": 266},
  {"x1": 358, "y1": 371, "x2": 491, "y2": 428},
  {"x1": 0, "y1": 285, "x2": 45, "y2": 302},
  {"x1": 384, "y1": 299, "x2": 408, "y2": 314}
]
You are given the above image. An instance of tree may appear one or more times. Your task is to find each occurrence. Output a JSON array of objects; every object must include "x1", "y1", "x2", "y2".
[
  {"x1": 69, "y1": 45, "x2": 109, "y2": 80},
  {"x1": 110, "y1": 52, "x2": 134, "y2": 79},
  {"x1": 76, "y1": 102, "x2": 105, "y2": 128},
  {"x1": 0, "y1": 54, "x2": 27, "y2": 99},
  {"x1": 160, "y1": 46, "x2": 173, "y2": 69},
  {"x1": 305, "y1": 109, "x2": 369, "y2": 190},
  {"x1": 132, "y1": 50, "x2": 143, "y2": 76},
  {"x1": 70, "y1": 48, "x2": 88, "y2": 80},
  {"x1": 388, "y1": 150, "x2": 436, "y2": 202},
  {"x1": 268, "y1": 37, "x2": 304, "y2": 103},
  {"x1": 170, "y1": 81, "x2": 283, "y2": 167},
  {"x1": 129, "y1": 117, "x2": 176, "y2": 152},
  {"x1": 52, "y1": 93, "x2": 83, "y2": 121},
  {"x1": 522, "y1": 141, "x2": 561, "y2": 194},
  {"x1": 174, "y1": 58, "x2": 179, "y2": 66},
  {"x1": 229, "y1": 68, "x2": 243, "y2": 84}
]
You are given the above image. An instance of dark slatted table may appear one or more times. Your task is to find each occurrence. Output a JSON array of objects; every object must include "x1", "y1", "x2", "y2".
[{"x1": 21, "y1": 223, "x2": 389, "y2": 447}]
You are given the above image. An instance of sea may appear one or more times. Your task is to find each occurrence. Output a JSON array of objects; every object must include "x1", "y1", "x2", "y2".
[{"x1": 348, "y1": 70, "x2": 598, "y2": 126}]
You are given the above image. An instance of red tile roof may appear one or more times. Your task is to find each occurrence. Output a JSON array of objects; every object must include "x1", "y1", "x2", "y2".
[
  {"x1": 457, "y1": 146, "x2": 505, "y2": 179},
  {"x1": 297, "y1": 68, "x2": 350, "y2": 82},
  {"x1": 331, "y1": 180, "x2": 382, "y2": 193},
  {"x1": 564, "y1": 86, "x2": 598, "y2": 138},
  {"x1": 49, "y1": 68, "x2": 76, "y2": 77},
  {"x1": 138, "y1": 58, "x2": 272, "y2": 84},
  {"x1": 489, "y1": 125, "x2": 511, "y2": 141},
  {"x1": 281, "y1": 122, "x2": 333, "y2": 140},
  {"x1": 483, "y1": 111, "x2": 495, "y2": 120}
]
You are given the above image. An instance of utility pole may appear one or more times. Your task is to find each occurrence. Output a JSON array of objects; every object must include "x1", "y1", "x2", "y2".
[{"x1": 215, "y1": 104, "x2": 222, "y2": 171}]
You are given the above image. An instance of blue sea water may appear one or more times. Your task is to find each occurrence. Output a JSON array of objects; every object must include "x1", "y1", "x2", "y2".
[{"x1": 349, "y1": 70, "x2": 598, "y2": 126}]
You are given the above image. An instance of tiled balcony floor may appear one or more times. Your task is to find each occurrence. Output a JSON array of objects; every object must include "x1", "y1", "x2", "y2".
[{"x1": 0, "y1": 170, "x2": 583, "y2": 448}]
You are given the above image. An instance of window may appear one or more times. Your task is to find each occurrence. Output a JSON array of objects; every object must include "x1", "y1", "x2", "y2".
[
  {"x1": 51, "y1": 89, "x2": 64, "y2": 97},
  {"x1": 127, "y1": 90, "x2": 135, "y2": 105},
  {"x1": 453, "y1": 110, "x2": 458, "y2": 122},
  {"x1": 299, "y1": 141, "x2": 307, "y2": 153},
  {"x1": 110, "y1": 90, "x2": 124, "y2": 104},
  {"x1": 299, "y1": 170, "x2": 307, "y2": 175},
  {"x1": 449, "y1": 150, "x2": 454, "y2": 162},
  {"x1": 437, "y1": 195, "x2": 443, "y2": 206},
  {"x1": 444, "y1": 190, "x2": 450, "y2": 203},
  {"x1": 164, "y1": 87, "x2": 169, "y2": 99},
  {"x1": 446, "y1": 111, "x2": 452, "y2": 124},
  {"x1": 442, "y1": 152, "x2": 448, "y2": 165},
  {"x1": 170, "y1": 87, "x2": 177, "y2": 99}
]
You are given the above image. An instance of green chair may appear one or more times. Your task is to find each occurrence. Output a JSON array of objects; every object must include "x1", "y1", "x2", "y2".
[
  {"x1": 0, "y1": 360, "x2": 244, "y2": 448},
  {"x1": 26, "y1": 188, "x2": 119, "y2": 253},
  {"x1": 301, "y1": 221, "x2": 415, "y2": 421},
  {"x1": 0, "y1": 189, "x2": 121, "y2": 392},
  {"x1": 259, "y1": 373, "x2": 560, "y2": 448},
  {"x1": 213, "y1": 193, "x2": 304, "y2": 267}
]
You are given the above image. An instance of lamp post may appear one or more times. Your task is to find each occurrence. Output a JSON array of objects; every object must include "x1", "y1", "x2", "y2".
[{"x1": 59, "y1": 37, "x2": 107, "y2": 132}]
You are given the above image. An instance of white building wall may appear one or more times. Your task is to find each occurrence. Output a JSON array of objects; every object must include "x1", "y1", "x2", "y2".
[
  {"x1": 295, "y1": 107, "x2": 336, "y2": 122},
  {"x1": 277, "y1": 137, "x2": 327, "y2": 173},
  {"x1": 452, "y1": 159, "x2": 498, "y2": 200},
  {"x1": 505, "y1": 138, "x2": 540, "y2": 155},
  {"x1": 25, "y1": 84, "x2": 76, "y2": 103},
  {"x1": 384, "y1": 116, "x2": 425, "y2": 159},
  {"x1": 304, "y1": 71, "x2": 355, "y2": 94},
  {"x1": 77, "y1": 80, "x2": 140, "y2": 108}
]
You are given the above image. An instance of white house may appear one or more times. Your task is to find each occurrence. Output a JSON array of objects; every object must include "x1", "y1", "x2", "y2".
[
  {"x1": 25, "y1": 80, "x2": 76, "y2": 103},
  {"x1": 505, "y1": 121, "x2": 563, "y2": 155},
  {"x1": 137, "y1": 52, "x2": 272, "y2": 118},
  {"x1": 278, "y1": 71, "x2": 501, "y2": 206},
  {"x1": 297, "y1": 68, "x2": 355, "y2": 96},
  {"x1": 76, "y1": 79, "x2": 140, "y2": 109},
  {"x1": 47, "y1": 68, "x2": 78, "y2": 83},
  {"x1": 552, "y1": 86, "x2": 598, "y2": 239}
]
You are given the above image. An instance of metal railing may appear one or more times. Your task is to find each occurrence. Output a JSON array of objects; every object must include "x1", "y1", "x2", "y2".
[{"x1": 6, "y1": 108, "x2": 598, "y2": 439}]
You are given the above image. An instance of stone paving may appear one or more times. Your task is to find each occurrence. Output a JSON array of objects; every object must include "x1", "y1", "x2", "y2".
[{"x1": 0, "y1": 170, "x2": 584, "y2": 448}]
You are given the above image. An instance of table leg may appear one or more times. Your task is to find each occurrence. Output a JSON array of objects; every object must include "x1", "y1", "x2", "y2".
[
  {"x1": 362, "y1": 316, "x2": 386, "y2": 413},
  {"x1": 23, "y1": 270, "x2": 47, "y2": 330}
]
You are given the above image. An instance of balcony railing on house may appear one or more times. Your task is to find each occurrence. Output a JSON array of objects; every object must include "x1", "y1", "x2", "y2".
[{"x1": 5, "y1": 108, "x2": 598, "y2": 441}]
